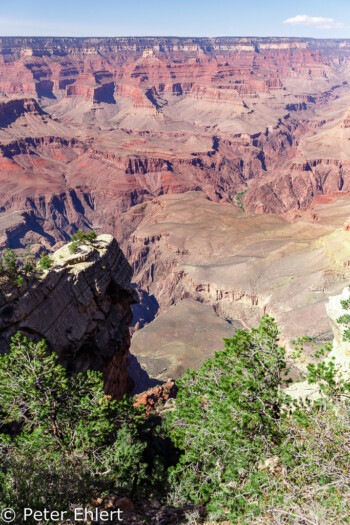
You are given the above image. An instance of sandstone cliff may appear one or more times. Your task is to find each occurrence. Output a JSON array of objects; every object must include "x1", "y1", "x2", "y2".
[{"x1": 0, "y1": 234, "x2": 138, "y2": 398}]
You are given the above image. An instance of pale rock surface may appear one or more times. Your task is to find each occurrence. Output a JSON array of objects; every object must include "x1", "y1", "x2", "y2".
[
  {"x1": 287, "y1": 284, "x2": 350, "y2": 400},
  {"x1": 130, "y1": 298, "x2": 241, "y2": 386},
  {"x1": 326, "y1": 285, "x2": 350, "y2": 375}
]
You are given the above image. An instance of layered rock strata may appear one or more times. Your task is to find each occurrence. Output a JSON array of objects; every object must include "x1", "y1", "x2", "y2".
[
  {"x1": 0, "y1": 234, "x2": 138, "y2": 398},
  {"x1": 1, "y1": 38, "x2": 350, "y2": 251},
  {"x1": 1, "y1": 37, "x2": 350, "y2": 389}
]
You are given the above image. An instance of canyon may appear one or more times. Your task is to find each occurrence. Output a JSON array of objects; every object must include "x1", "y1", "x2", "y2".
[{"x1": 1, "y1": 37, "x2": 350, "y2": 385}]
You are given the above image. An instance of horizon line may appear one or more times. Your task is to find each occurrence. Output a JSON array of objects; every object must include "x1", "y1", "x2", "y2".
[{"x1": 0, "y1": 35, "x2": 350, "y2": 40}]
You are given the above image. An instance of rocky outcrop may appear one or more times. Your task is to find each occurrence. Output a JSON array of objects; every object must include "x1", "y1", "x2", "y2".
[
  {"x1": 326, "y1": 285, "x2": 350, "y2": 375},
  {"x1": 286, "y1": 284, "x2": 350, "y2": 400},
  {"x1": 133, "y1": 380, "x2": 178, "y2": 415},
  {"x1": 66, "y1": 79, "x2": 115, "y2": 104},
  {"x1": 0, "y1": 234, "x2": 138, "y2": 398},
  {"x1": 0, "y1": 98, "x2": 46, "y2": 125}
]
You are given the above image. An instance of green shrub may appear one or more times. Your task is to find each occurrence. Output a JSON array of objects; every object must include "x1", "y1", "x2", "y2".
[
  {"x1": 0, "y1": 334, "x2": 150, "y2": 519},
  {"x1": 234, "y1": 190, "x2": 247, "y2": 211},
  {"x1": 15, "y1": 275, "x2": 24, "y2": 288},
  {"x1": 247, "y1": 335, "x2": 350, "y2": 524},
  {"x1": 69, "y1": 230, "x2": 97, "y2": 254},
  {"x1": 23, "y1": 253, "x2": 35, "y2": 274},
  {"x1": 167, "y1": 315, "x2": 292, "y2": 520},
  {"x1": 165, "y1": 298, "x2": 350, "y2": 523},
  {"x1": 2, "y1": 292, "x2": 350, "y2": 523},
  {"x1": 250, "y1": 401, "x2": 350, "y2": 524},
  {"x1": 1, "y1": 248, "x2": 18, "y2": 276},
  {"x1": 0, "y1": 248, "x2": 23, "y2": 288},
  {"x1": 0, "y1": 247, "x2": 55, "y2": 290},
  {"x1": 37, "y1": 251, "x2": 54, "y2": 270}
]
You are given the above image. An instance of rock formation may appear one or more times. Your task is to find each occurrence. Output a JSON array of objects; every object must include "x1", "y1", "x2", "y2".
[
  {"x1": 1, "y1": 37, "x2": 350, "y2": 388},
  {"x1": 326, "y1": 285, "x2": 350, "y2": 375},
  {"x1": 1, "y1": 37, "x2": 350, "y2": 251},
  {"x1": 287, "y1": 284, "x2": 350, "y2": 400},
  {"x1": 0, "y1": 234, "x2": 138, "y2": 399},
  {"x1": 133, "y1": 380, "x2": 178, "y2": 415}
]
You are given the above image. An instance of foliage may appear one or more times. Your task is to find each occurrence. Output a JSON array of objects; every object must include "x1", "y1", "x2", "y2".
[
  {"x1": 340, "y1": 297, "x2": 350, "y2": 311},
  {"x1": 0, "y1": 333, "x2": 154, "y2": 519},
  {"x1": 241, "y1": 289, "x2": 350, "y2": 523},
  {"x1": 37, "y1": 250, "x2": 54, "y2": 270},
  {"x1": 248, "y1": 402, "x2": 350, "y2": 524},
  {"x1": 337, "y1": 284, "x2": 350, "y2": 342},
  {"x1": 167, "y1": 315, "x2": 292, "y2": 520},
  {"x1": 166, "y1": 306, "x2": 350, "y2": 523},
  {"x1": 2, "y1": 288, "x2": 350, "y2": 522},
  {"x1": 234, "y1": 190, "x2": 247, "y2": 211},
  {"x1": 0, "y1": 248, "x2": 23, "y2": 287},
  {"x1": 23, "y1": 252, "x2": 36, "y2": 274},
  {"x1": 0, "y1": 247, "x2": 53, "y2": 290},
  {"x1": 68, "y1": 230, "x2": 97, "y2": 254},
  {"x1": 246, "y1": 341, "x2": 350, "y2": 524},
  {"x1": 1, "y1": 248, "x2": 18, "y2": 276}
]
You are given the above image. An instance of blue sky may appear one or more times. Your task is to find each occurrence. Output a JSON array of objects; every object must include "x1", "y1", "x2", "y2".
[{"x1": 0, "y1": 0, "x2": 349, "y2": 38}]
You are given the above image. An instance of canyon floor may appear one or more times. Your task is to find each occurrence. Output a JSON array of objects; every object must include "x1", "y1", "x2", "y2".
[
  {"x1": 126, "y1": 191, "x2": 350, "y2": 385},
  {"x1": 1, "y1": 37, "x2": 350, "y2": 386}
]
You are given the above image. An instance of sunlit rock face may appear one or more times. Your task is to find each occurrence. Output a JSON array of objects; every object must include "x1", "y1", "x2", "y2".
[
  {"x1": 285, "y1": 285, "x2": 350, "y2": 401},
  {"x1": 326, "y1": 285, "x2": 350, "y2": 375},
  {"x1": 126, "y1": 192, "x2": 350, "y2": 384},
  {"x1": 0, "y1": 234, "x2": 138, "y2": 399}
]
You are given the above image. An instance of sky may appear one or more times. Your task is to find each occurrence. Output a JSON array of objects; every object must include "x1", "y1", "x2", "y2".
[{"x1": 0, "y1": 0, "x2": 349, "y2": 38}]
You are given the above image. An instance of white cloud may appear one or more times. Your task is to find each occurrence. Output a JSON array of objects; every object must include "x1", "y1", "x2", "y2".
[{"x1": 283, "y1": 15, "x2": 345, "y2": 29}]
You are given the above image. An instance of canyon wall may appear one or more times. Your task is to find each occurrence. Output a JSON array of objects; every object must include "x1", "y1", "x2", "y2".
[
  {"x1": 1, "y1": 38, "x2": 350, "y2": 386},
  {"x1": 124, "y1": 192, "x2": 350, "y2": 384},
  {"x1": 0, "y1": 37, "x2": 350, "y2": 251}
]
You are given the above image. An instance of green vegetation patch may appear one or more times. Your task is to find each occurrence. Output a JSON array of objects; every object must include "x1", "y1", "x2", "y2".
[
  {"x1": 2, "y1": 285, "x2": 350, "y2": 522},
  {"x1": 0, "y1": 334, "x2": 168, "y2": 520},
  {"x1": 68, "y1": 230, "x2": 98, "y2": 254},
  {"x1": 234, "y1": 190, "x2": 248, "y2": 211},
  {"x1": 0, "y1": 248, "x2": 53, "y2": 290}
]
